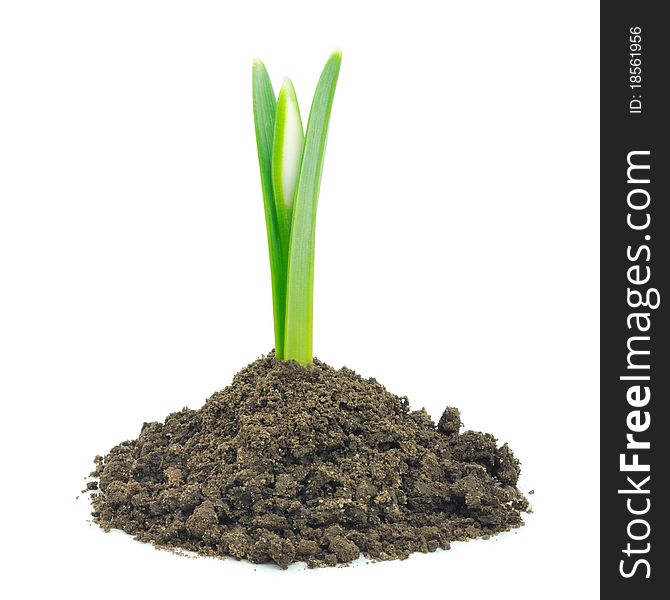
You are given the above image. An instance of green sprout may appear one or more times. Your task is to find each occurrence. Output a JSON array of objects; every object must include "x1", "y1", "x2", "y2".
[{"x1": 252, "y1": 51, "x2": 342, "y2": 364}]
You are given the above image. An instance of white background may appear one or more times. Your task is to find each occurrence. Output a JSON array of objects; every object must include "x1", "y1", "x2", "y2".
[{"x1": 0, "y1": 1, "x2": 599, "y2": 598}]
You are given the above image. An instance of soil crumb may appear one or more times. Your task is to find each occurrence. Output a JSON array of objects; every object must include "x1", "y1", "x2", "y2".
[{"x1": 91, "y1": 353, "x2": 528, "y2": 568}]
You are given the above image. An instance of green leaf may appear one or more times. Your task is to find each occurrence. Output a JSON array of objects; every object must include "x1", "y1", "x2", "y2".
[
  {"x1": 252, "y1": 59, "x2": 286, "y2": 359},
  {"x1": 272, "y1": 78, "x2": 304, "y2": 261},
  {"x1": 284, "y1": 50, "x2": 342, "y2": 364}
]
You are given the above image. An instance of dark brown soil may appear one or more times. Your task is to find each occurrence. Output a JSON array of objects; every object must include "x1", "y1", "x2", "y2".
[{"x1": 90, "y1": 353, "x2": 528, "y2": 568}]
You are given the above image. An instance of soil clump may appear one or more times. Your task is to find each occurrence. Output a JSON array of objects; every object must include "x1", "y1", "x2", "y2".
[{"x1": 91, "y1": 353, "x2": 528, "y2": 568}]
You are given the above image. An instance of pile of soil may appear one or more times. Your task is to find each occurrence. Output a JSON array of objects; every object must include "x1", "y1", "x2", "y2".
[{"x1": 90, "y1": 353, "x2": 529, "y2": 568}]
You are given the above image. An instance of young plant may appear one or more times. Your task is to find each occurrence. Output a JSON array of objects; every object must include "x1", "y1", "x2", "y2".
[{"x1": 252, "y1": 51, "x2": 342, "y2": 364}]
